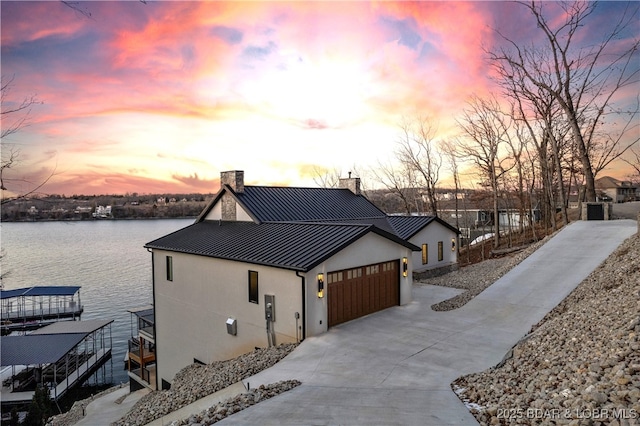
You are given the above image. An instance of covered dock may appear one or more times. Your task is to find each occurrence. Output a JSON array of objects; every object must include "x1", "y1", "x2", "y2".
[
  {"x1": 0, "y1": 319, "x2": 113, "y2": 406},
  {"x1": 1, "y1": 286, "x2": 83, "y2": 334}
]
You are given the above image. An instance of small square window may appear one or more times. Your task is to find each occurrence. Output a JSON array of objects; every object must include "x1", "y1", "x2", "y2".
[
  {"x1": 422, "y1": 244, "x2": 428, "y2": 265},
  {"x1": 166, "y1": 256, "x2": 173, "y2": 281},
  {"x1": 438, "y1": 241, "x2": 444, "y2": 261},
  {"x1": 248, "y1": 271, "x2": 259, "y2": 304}
]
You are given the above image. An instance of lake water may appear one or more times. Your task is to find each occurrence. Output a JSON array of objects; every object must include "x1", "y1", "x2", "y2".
[{"x1": 1, "y1": 218, "x2": 193, "y2": 385}]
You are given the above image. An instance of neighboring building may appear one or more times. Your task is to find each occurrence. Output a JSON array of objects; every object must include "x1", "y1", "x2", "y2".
[
  {"x1": 596, "y1": 176, "x2": 638, "y2": 203},
  {"x1": 92, "y1": 205, "x2": 112, "y2": 218},
  {"x1": 145, "y1": 171, "x2": 459, "y2": 389},
  {"x1": 438, "y1": 196, "x2": 540, "y2": 243}
]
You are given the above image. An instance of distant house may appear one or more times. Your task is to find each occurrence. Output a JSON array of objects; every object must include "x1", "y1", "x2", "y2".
[
  {"x1": 596, "y1": 176, "x2": 638, "y2": 203},
  {"x1": 92, "y1": 205, "x2": 112, "y2": 218},
  {"x1": 144, "y1": 170, "x2": 459, "y2": 389},
  {"x1": 438, "y1": 195, "x2": 540, "y2": 242}
]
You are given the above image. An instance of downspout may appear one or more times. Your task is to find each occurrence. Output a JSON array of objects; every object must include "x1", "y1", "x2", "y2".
[
  {"x1": 296, "y1": 271, "x2": 306, "y2": 341},
  {"x1": 147, "y1": 247, "x2": 158, "y2": 391}
]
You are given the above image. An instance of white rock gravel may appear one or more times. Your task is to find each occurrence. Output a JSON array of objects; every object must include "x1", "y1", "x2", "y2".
[
  {"x1": 167, "y1": 380, "x2": 301, "y2": 426},
  {"x1": 453, "y1": 233, "x2": 640, "y2": 425},
  {"x1": 112, "y1": 343, "x2": 297, "y2": 426},
  {"x1": 418, "y1": 237, "x2": 551, "y2": 311}
]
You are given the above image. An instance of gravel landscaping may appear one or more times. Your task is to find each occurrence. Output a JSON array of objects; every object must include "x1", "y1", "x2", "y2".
[
  {"x1": 453, "y1": 233, "x2": 640, "y2": 425},
  {"x1": 418, "y1": 236, "x2": 552, "y2": 311},
  {"x1": 113, "y1": 343, "x2": 297, "y2": 426},
  {"x1": 166, "y1": 380, "x2": 301, "y2": 426}
]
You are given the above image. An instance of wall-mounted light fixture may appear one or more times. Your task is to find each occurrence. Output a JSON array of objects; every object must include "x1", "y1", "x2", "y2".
[
  {"x1": 317, "y1": 273, "x2": 324, "y2": 298},
  {"x1": 452, "y1": 238, "x2": 456, "y2": 251},
  {"x1": 402, "y1": 257, "x2": 408, "y2": 277}
]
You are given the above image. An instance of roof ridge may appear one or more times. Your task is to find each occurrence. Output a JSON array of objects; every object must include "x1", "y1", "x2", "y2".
[
  {"x1": 261, "y1": 220, "x2": 373, "y2": 227},
  {"x1": 243, "y1": 185, "x2": 353, "y2": 191}
]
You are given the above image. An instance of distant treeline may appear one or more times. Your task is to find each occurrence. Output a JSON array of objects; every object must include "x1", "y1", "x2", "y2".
[{"x1": 1, "y1": 193, "x2": 213, "y2": 222}]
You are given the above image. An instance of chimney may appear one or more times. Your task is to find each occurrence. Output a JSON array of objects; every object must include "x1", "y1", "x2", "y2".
[
  {"x1": 339, "y1": 173, "x2": 361, "y2": 195},
  {"x1": 220, "y1": 170, "x2": 244, "y2": 221},
  {"x1": 220, "y1": 170, "x2": 244, "y2": 193}
]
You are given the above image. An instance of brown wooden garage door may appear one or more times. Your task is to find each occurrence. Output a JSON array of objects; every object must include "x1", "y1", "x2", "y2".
[{"x1": 328, "y1": 260, "x2": 400, "y2": 327}]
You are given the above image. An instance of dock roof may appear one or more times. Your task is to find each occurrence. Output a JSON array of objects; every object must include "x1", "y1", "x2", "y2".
[
  {"x1": 0, "y1": 319, "x2": 113, "y2": 366},
  {"x1": 0, "y1": 286, "x2": 81, "y2": 300},
  {"x1": 30, "y1": 319, "x2": 112, "y2": 335},
  {"x1": 1, "y1": 334, "x2": 86, "y2": 366}
]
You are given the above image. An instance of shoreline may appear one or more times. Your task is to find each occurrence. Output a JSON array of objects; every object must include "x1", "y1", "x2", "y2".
[{"x1": 1, "y1": 216, "x2": 198, "y2": 223}]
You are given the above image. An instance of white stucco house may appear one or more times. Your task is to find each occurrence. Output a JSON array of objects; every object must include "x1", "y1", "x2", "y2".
[{"x1": 144, "y1": 170, "x2": 459, "y2": 389}]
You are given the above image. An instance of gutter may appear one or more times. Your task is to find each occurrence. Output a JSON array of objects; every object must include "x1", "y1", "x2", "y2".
[
  {"x1": 147, "y1": 247, "x2": 159, "y2": 391},
  {"x1": 296, "y1": 271, "x2": 306, "y2": 342}
]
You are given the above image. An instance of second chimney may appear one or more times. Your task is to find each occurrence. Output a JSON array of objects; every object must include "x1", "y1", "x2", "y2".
[
  {"x1": 339, "y1": 174, "x2": 361, "y2": 195},
  {"x1": 220, "y1": 170, "x2": 244, "y2": 193}
]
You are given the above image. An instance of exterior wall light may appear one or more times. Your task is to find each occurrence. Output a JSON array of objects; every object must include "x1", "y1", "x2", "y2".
[
  {"x1": 452, "y1": 238, "x2": 456, "y2": 251},
  {"x1": 402, "y1": 257, "x2": 408, "y2": 277},
  {"x1": 317, "y1": 273, "x2": 324, "y2": 298}
]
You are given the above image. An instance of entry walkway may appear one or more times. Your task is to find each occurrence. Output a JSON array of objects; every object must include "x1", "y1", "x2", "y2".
[{"x1": 217, "y1": 220, "x2": 636, "y2": 425}]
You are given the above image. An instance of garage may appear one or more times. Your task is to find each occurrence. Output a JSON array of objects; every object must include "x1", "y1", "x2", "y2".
[{"x1": 327, "y1": 260, "x2": 400, "y2": 327}]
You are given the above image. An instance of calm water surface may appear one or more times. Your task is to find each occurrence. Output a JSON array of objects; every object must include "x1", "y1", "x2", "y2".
[{"x1": 1, "y1": 218, "x2": 192, "y2": 384}]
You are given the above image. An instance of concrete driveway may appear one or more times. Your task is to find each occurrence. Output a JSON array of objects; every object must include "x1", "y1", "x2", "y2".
[{"x1": 218, "y1": 220, "x2": 637, "y2": 426}]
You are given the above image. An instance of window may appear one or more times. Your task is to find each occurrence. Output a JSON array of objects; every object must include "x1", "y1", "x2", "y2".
[
  {"x1": 422, "y1": 244, "x2": 428, "y2": 265},
  {"x1": 248, "y1": 271, "x2": 259, "y2": 304},
  {"x1": 166, "y1": 256, "x2": 173, "y2": 281},
  {"x1": 438, "y1": 241, "x2": 444, "y2": 261}
]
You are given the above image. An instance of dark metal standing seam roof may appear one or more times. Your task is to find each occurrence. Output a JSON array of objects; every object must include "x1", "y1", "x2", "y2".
[
  {"x1": 145, "y1": 221, "x2": 416, "y2": 272},
  {"x1": 1, "y1": 319, "x2": 114, "y2": 366},
  {"x1": 387, "y1": 215, "x2": 437, "y2": 240},
  {"x1": 235, "y1": 186, "x2": 388, "y2": 222},
  {"x1": 0, "y1": 286, "x2": 81, "y2": 300},
  {"x1": 387, "y1": 215, "x2": 461, "y2": 239},
  {"x1": 1, "y1": 334, "x2": 87, "y2": 366}
]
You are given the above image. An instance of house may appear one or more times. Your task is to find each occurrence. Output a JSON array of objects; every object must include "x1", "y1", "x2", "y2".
[
  {"x1": 144, "y1": 171, "x2": 459, "y2": 389},
  {"x1": 438, "y1": 194, "x2": 540, "y2": 244},
  {"x1": 596, "y1": 176, "x2": 638, "y2": 203}
]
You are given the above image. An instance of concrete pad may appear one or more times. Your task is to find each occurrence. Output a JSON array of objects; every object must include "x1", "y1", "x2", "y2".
[
  {"x1": 75, "y1": 386, "x2": 149, "y2": 426},
  {"x1": 216, "y1": 220, "x2": 636, "y2": 425}
]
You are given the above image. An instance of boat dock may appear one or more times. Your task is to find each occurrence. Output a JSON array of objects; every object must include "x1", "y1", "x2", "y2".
[
  {"x1": 0, "y1": 319, "x2": 113, "y2": 407},
  {"x1": 1, "y1": 286, "x2": 83, "y2": 334}
]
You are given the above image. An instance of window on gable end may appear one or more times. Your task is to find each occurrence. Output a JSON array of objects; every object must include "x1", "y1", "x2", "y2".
[{"x1": 422, "y1": 244, "x2": 428, "y2": 264}]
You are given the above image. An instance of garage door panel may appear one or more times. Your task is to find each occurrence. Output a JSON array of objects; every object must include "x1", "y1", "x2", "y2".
[{"x1": 328, "y1": 260, "x2": 399, "y2": 327}]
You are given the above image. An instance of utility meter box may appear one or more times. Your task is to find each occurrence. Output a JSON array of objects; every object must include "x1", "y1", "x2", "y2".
[
  {"x1": 264, "y1": 294, "x2": 275, "y2": 322},
  {"x1": 226, "y1": 318, "x2": 237, "y2": 336}
]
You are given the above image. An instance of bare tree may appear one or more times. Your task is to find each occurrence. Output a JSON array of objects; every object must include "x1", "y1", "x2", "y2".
[
  {"x1": 457, "y1": 94, "x2": 514, "y2": 249},
  {"x1": 312, "y1": 166, "x2": 341, "y2": 189},
  {"x1": 1, "y1": 76, "x2": 54, "y2": 205},
  {"x1": 371, "y1": 160, "x2": 420, "y2": 214},
  {"x1": 489, "y1": 1, "x2": 640, "y2": 202},
  {"x1": 61, "y1": 0, "x2": 147, "y2": 19},
  {"x1": 395, "y1": 117, "x2": 442, "y2": 216},
  {"x1": 439, "y1": 139, "x2": 462, "y2": 229},
  {"x1": 622, "y1": 145, "x2": 640, "y2": 183}
]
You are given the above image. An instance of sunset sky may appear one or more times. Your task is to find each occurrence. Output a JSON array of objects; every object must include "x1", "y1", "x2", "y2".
[{"x1": 1, "y1": 1, "x2": 638, "y2": 196}]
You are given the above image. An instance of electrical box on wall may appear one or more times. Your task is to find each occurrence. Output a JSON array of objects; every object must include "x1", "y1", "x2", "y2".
[
  {"x1": 264, "y1": 294, "x2": 275, "y2": 322},
  {"x1": 226, "y1": 317, "x2": 237, "y2": 336}
]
